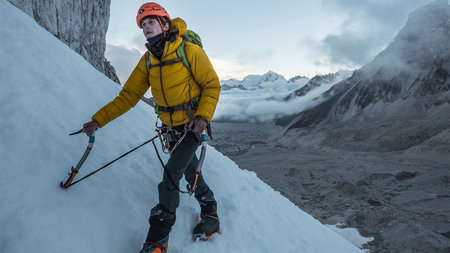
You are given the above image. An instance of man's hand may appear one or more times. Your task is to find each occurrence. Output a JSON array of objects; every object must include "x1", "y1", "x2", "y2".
[
  {"x1": 188, "y1": 116, "x2": 207, "y2": 135},
  {"x1": 82, "y1": 120, "x2": 99, "y2": 136}
]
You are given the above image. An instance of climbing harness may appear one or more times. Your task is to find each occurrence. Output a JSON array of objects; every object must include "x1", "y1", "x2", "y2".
[
  {"x1": 155, "y1": 97, "x2": 200, "y2": 123},
  {"x1": 153, "y1": 122, "x2": 208, "y2": 195}
]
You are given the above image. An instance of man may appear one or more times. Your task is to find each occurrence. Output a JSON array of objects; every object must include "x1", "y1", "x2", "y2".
[{"x1": 82, "y1": 3, "x2": 221, "y2": 252}]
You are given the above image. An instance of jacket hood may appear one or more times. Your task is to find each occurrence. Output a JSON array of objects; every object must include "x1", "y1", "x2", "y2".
[{"x1": 169, "y1": 17, "x2": 187, "y2": 37}]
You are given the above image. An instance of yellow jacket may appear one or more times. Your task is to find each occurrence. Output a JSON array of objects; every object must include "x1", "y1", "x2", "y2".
[{"x1": 92, "y1": 18, "x2": 221, "y2": 127}]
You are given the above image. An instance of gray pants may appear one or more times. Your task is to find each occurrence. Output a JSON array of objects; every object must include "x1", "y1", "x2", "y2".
[{"x1": 158, "y1": 131, "x2": 209, "y2": 213}]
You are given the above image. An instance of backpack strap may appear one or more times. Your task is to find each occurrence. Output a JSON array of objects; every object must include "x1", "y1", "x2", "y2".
[
  {"x1": 145, "y1": 51, "x2": 184, "y2": 72},
  {"x1": 145, "y1": 51, "x2": 151, "y2": 72},
  {"x1": 176, "y1": 40, "x2": 201, "y2": 88},
  {"x1": 145, "y1": 40, "x2": 194, "y2": 78},
  {"x1": 175, "y1": 41, "x2": 192, "y2": 75}
]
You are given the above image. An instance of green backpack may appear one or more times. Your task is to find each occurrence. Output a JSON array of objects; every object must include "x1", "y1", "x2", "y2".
[{"x1": 145, "y1": 30, "x2": 203, "y2": 75}]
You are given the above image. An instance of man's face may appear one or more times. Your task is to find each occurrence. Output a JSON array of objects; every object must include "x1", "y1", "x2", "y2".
[{"x1": 141, "y1": 17, "x2": 163, "y2": 39}]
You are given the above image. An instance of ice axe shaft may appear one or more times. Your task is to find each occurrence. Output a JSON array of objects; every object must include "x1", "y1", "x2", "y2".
[
  {"x1": 60, "y1": 133, "x2": 95, "y2": 188},
  {"x1": 187, "y1": 132, "x2": 207, "y2": 195}
]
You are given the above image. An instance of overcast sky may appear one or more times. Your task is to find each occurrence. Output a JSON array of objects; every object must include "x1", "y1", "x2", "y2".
[{"x1": 106, "y1": 0, "x2": 435, "y2": 82}]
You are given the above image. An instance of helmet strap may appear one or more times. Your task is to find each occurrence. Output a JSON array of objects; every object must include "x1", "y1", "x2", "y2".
[{"x1": 157, "y1": 16, "x2": 167, "y2": 39}]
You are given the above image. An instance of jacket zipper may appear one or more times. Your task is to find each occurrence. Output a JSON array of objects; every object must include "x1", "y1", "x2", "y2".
[{"x1": 159, "y1": 65, "x2": 174, "y2": 126}]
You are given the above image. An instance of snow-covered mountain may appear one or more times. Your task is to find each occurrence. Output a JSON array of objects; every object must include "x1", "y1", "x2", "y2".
[
  {"x1": 241, "y1": 71, "x2": 287, "y2": 88},
  {"x1": 221, "y1": 71, "x2": 301, "y2": 91},
  {"x1": 284, "y1": 70, "x2": 353, "y2": 101},
  {"x1": 276, "y1": 0, "x2": 450, "y2": 152},
  {"x1": 220, "y1": 78, "x2": 243, "y2": 90},
  {"x1": 0, "y1": 1, "x2": 364, "y2": 252},
  {"x1": 287, "y1": 74, "x2": 310, "y2": 83}
]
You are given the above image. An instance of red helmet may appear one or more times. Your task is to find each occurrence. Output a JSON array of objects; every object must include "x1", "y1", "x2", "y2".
[{"x1": 136, "y1": 2, "x2": 171, "y2": 28}]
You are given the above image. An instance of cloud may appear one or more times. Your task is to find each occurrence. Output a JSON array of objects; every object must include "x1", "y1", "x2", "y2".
[
  {"x1": 215, "y1": 89, "x2": 324, "y2": 123},
  {"x1": 131, "y1": 33, "x2": 146, "y2": 49},
  {"x1": 320, "y1": 0, "x2": 433, "y2": 28},
  {"x1": 105, "y1": 44, "x2": 144, "y2": 84},
  {"x1": 238, "y1": 49, "x2": 274, "y2": 66},
  {"x1": 321, "y1": 31, "x2": 383, "y2": 66},
  {"x1": 314, "y1": 0, "x2": 434, "y2": 68},
  {"x1": 207, "y1": 48, "x2": 279, "y2": 79},
  {"x1": 214, "y1": 78, "x2": 338, "y2": 122},
  {"x1": 210, "y1": 57, "x2": 253, "y2": 80}
]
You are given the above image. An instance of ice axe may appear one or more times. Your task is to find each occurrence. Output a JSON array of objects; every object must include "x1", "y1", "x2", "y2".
[
  {"x1": 60, "y1": 130, "x2": 162, "y2": 189},
  {"x1": 60, "y1": 129, "x2": 95, "y2": 188}
]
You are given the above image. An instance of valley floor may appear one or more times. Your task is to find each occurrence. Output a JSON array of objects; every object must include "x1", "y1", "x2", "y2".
[{"x1": 209, "y1": 121, "x2": 450, "y2": 253}]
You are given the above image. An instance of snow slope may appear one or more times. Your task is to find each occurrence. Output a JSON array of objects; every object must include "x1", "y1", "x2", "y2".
[{"x1": 0, "y1": 1, "x2": 362, "y2": 252}]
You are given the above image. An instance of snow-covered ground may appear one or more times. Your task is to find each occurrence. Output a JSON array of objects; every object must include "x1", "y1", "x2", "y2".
[{"x1": 0, "y1": 1, "x2": 364, "y2": 252}]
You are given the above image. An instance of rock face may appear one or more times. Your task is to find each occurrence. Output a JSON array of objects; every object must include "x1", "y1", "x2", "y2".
[{"x1": 7, "y1": 0, "x2": 120, "y2": 84}]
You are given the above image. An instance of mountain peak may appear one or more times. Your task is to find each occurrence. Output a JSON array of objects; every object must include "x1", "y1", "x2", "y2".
[
  {"x1": 221, "y1": 71, "x2": 289, "y2": 90},
  {"x1": 241, "y1": 71, "x2": 287, "y2": 87},
  {"x1": 277, "y1": 0, "x2": 450, "y2": 151},
  {"x1": 364, "y1": 0, "x2": 449, "y2": 76}
]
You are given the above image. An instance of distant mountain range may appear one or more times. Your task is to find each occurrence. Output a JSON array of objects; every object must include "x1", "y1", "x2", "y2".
[
  {"x1": 220, "y1": 70, "x2": 354, "y2": 100},
  {"x1": 213, "y1": 70, "x2": 353, "y2": 123},
  {"x1": 220, "y1": 71, "x2": 309, "y2": 91}
]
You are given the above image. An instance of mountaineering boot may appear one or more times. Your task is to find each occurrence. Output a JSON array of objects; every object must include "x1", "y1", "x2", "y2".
[
  {"x1": 140, "y1": 204, "x2": 176, "y2": 253},
  {"x1": 193, "y1": 189, "x2": 220, "y2": 240}
]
